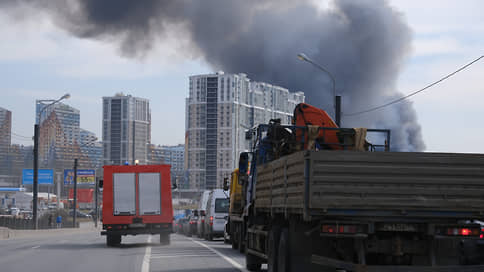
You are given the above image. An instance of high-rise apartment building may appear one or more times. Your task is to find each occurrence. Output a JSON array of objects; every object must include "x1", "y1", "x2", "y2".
[
  {"x1": 102, "y1": 93, "x2": 151, "y2": 165},
  {"x1": 148, "y1": 144, "x2": 186, "y2": 188},
  {"x1": 36, "y1": 101, "x2": 90, "y2": 170},
  {"x1": 80, "y1": 129, "x2": 103, "y2": 170},
  {"x1": 185, "y1": 72, "x2": 304, "y2": 190},
  {"x1": 0, "y1": 107, "x2": 12, "y2": 175}
]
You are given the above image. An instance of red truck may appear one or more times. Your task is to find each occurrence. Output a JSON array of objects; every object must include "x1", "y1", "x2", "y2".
[{"x1": 101, "y1": 165, "x2": 174, "y2": 246}]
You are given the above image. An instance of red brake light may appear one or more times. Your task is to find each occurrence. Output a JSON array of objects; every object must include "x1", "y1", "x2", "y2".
[
  {"x1": 461, "y1": 228, "x2": 470, "y2": 236},
  {"x1": 322, "y1": 224, "x2": 360, "y2": 234},
  {"x1": 443, "y1": 227, "x2": 480, "y2": 236},
  {"x1": 210, "y1": 216, "x2": 213, "y2": 222},
  {"x1": 202, "y1": 219, "x2": 205, "y2": 223}
]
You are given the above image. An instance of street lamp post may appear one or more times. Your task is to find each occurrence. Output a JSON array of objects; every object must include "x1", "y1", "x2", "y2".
[
  {"x1": 33, "y1": 93, "x2": 70, "y2": 229},
  {"x1": 297, "y1": 53, "x2": 341, "y2": 126}
]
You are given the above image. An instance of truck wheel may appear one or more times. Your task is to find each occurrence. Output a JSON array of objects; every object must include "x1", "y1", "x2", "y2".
[
  {"x1": 268, "y1": 226, "x2": 281, "y2": 272},
  {"x1": 106, "y1": 235, "x2": 114, "y2": 247},
  {"x1": 277, "y1": 229, "x2": 289, "y2": 272},
  {"x1": 231, "y1": 228, "x2": 239, "y2": 249},
  {"x1": 113, "y1": 235, "x2": 121, "y2": 245},
  {"x1": 160, "y1": 233, "x2": 170, "y2": 245},
  {"x1": 246, "y1": 252, "x2": 262, "y2": 271},
  {"x1": 238, "y1": 228, "x2": 245, "y2": 253}
]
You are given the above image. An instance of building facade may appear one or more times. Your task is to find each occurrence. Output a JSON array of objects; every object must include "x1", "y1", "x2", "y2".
[
  {"x1": 185, "y1": 72, "x2": 304, "y2": 190},
  {"x1": 148, "y1": 144, "x2": 186, "y2": 188},
  {"x1": 80, "y1": 129, "x2": 103, "y2": 170},
  {"x1": 102, "y1": 94, "x2": 151, "y2": 165},
  {"x1": 0, "y1": 107, "x2": 12, "y2": 176},
  {"x1": 36, "y1": 101, "x2": 91, "y2": 171}
]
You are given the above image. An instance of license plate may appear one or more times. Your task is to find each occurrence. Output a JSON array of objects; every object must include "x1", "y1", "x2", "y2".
[
  {"x1": 129, "y1": 223, "x2": 146, "y2": 228},
  {"x1": 379, "y1": 223, "x2": 418, "y2": 232}
]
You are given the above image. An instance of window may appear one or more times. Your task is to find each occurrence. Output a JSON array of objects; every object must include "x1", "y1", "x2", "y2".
[{"x1": 215, "y1": 198, "x2": 229, "y2": 213}]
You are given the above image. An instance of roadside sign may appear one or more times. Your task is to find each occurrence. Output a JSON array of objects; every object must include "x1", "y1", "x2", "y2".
[
  {"x1": 22, "y1": 169, "x2": 54, "y2": 185},
  {"x1": 64, "y1": 169, "x2": 96, "y2": 185}
]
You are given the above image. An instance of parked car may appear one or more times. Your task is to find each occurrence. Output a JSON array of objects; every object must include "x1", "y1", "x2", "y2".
[
  {"x1": 69, "y1": 210, "x2": 92, "y2": 218},
  {"x1": 19, "y1": 210, "x2": 33, "y2": 219},
  {"x1": 9, "y1": 207, "x2": 20, "y2": 216},
  {"x1": 204, "y1": 189, "x2": 229, "y2": 241}
]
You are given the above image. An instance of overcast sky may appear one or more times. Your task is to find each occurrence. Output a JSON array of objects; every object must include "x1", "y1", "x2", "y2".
[{"x1": 1, "y1": 0, "x2": 483, "y2": 153}]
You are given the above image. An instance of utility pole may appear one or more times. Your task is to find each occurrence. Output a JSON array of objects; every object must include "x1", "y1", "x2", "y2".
[
  {"x1": 94, "y1": 177, "x2": 98, "y2": 228},
  {"x1": 56, "y1": 172, "x2": 61, "y2": 210},
  {"x1": 32, "y1": 94, "x2": 70, "y2": 230},
  {"x1": 32, "y1": 124, "x2": 39, "y2": 229},
  {"x1": 73, "y1": 159, "x2": 78, "y2": 228},
  {"x1": 335, "y1": 95, "x2": 341, "y2": 127}
]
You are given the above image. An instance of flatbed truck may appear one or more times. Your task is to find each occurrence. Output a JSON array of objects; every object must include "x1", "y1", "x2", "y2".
[{"x1": 237, "y1": 122, "x2": 484, "y2": 272}]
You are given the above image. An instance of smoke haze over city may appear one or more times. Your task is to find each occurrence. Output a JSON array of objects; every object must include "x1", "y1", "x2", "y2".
[{"x1": 5, "y1": 0, "x2": 481, "y2": 152}]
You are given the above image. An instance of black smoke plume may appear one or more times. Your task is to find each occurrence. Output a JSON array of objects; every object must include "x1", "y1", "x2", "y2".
[{"x1": 1, "y1": 0, "x2": 425, "y2": 151}]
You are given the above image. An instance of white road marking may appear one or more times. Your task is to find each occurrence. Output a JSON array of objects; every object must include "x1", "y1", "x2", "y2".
[
  {"x1": 141, "y1": 236, "x2": 152, "y2": 272},
  {"x1": 191, "y1": 239, "x2": 249, "y2": 272},
  {"x1": 31, "y1": 245, "x2": 40, "y2": 249},
  {"x1": 151, "y1": 254, "x2": 215, "y2": 259}
]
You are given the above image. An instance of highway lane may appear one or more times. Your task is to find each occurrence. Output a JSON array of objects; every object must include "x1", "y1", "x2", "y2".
[{"x1": 0, "y1": 229, "x2": 256, "y2": 272}]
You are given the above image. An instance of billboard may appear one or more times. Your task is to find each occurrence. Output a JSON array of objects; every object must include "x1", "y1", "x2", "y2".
[
  {"x1": 69, "y1": 188, "x2": 94, "y2": 203},
  {"x1": 64, "y1": 169, "x2": 96, "y2": 185},
  {"x1": 22, "y1": 169, "x2": 54, "y2": 185}
]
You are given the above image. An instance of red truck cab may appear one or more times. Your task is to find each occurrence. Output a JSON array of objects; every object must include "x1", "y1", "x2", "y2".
[{"x1": 101, "y1": 165, "x2": 173, "y2": 246}]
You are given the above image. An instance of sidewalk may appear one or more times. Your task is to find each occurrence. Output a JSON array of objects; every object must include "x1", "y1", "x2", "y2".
[{"x1": 0, "y1": 221, "x2": 101, "y2": 240}]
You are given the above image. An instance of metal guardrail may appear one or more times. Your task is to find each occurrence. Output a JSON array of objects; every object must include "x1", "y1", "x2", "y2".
[
  {"x1": 0, "y1": 216, "x2": 79, "y2": 229},
  {"x1": 251, "y1": 124, "x2": 391, "y2": 152}
]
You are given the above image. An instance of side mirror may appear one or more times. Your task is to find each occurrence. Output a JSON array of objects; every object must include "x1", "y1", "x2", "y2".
[
  {"x1": 223, "y1": 177, "x2": 229, "y2": 191},
  {"x1": 245, "y1": 130, "x2": 252, "y2": 140},
  {"x1": 172, "y1": 183, "x2": 177, "y2": 190},
  {"x1": 98, "y1": 179, "x2": 103, "y2": 188},
  {"x1": 239, "y1": 152, "x2": 249, "y2": 175}
]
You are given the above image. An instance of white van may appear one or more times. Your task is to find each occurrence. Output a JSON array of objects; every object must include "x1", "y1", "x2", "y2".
[
  {"x1": 197, "y1": 190, "x2": 211, "y2": 238},
  {"x1": 204, "y1": 189, "x2": 229, "y2": 241}
]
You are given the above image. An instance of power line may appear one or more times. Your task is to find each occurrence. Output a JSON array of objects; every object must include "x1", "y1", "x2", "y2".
[
  {"x1": 12, "y1": 132, "x2": 33, "y2": 139},
  {"x1": 344, "y1": 55, "x2": 484, "y2": 117}
]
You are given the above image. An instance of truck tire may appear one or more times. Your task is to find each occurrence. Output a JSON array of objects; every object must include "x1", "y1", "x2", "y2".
[
  {"x1": 160, "y1": 233, "x2": 170, "y2": 245},
  {"x1": 268, "y1": 226, "x2": 281, "y2": 272},
  {"x1": 106, "y1": 235, "x2": 113, "y2": 247},
  {"x1": 231, "y1": 226, "x2": 239, "y2": 249},
  {"x1": 238, "y1": 227, "x2": 245, "y2": 253},
  {"x1": 107, "y1": 234, "x2": 121, "y2": 247},
  {"x1": 246, "y1": 252, "x2": 262, "y2": 271},
  {"x1": 277, "y1": 229, "x2": 289, "y2": 272}
]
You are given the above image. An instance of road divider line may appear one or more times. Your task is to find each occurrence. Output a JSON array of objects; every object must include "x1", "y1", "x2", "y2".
[
  {"x1": 31, "y1": 245, "x2": 40, "y2": 249},
  {"x1": 191, "y1": 239, "x2": 249, "y2": 272},
  {"x1": 151, "y1": 254, "x2": 215, "y2": 259},
  {"x1": 141, "y1": 235, "x2": 152, "y2": 272}
]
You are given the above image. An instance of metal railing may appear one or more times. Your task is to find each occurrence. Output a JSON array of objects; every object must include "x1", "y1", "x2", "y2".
[{"x1": 251, "y1": 124, "x2": 391, "y2": 152}]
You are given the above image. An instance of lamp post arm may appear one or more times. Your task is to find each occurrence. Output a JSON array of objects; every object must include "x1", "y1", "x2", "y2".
[{"x1": 305, "y1": 58, "x2": 336, "y2": 97}]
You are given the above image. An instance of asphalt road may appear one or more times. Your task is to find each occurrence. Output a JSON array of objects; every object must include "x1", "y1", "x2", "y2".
[{"x1": 0, "y1": 227, "x2": 259, "y2": 272}]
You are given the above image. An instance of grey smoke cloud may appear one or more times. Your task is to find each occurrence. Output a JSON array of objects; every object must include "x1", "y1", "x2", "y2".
[{"x1": 1, "y1": 0, "x2": 426, "y2": 151}]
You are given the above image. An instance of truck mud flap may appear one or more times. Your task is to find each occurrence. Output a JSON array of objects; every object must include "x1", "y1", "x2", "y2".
[{"x1": 311, "y1": 254, "x2": 484, "y2": 272}]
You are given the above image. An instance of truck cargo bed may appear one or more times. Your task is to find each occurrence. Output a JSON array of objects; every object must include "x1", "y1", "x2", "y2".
[{"x1": 255, "y1": 150, "x2": 484, "y2": 219}]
